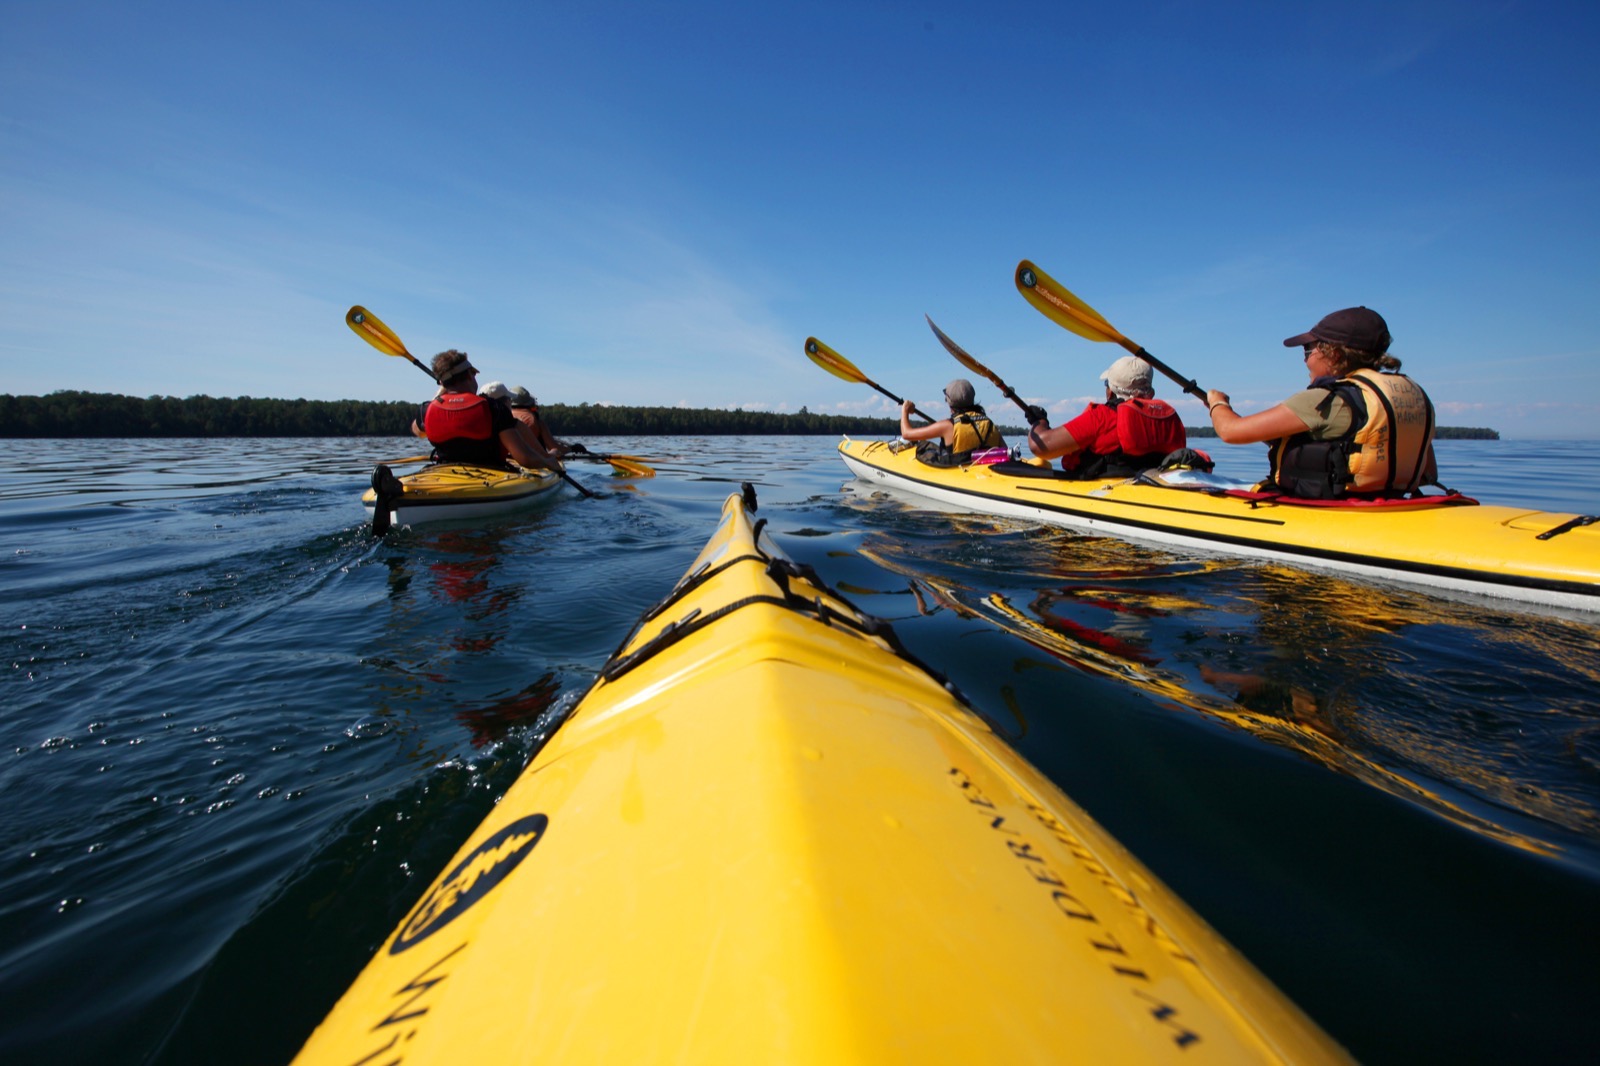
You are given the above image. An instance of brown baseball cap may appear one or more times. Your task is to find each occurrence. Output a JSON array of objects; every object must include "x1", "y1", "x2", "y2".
[{"x1": 1283, "y1": 307, "x2": 1391, "y2": 354}]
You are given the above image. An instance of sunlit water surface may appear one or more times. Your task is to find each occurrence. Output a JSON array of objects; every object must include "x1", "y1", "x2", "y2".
[{"x1": 2, "y1": 436, "x2": 1597, "y2": 1065}]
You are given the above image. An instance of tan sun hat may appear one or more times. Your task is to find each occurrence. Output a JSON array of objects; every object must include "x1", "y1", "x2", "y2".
[{"x1": 1100, "y1": 355, "x2": 1153, "y2": 399}]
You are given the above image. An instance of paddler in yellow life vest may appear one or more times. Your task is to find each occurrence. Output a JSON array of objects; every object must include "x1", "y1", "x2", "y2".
[
  {"x1": 1205, "y1": 306, "x2": 1438, "y2": 499},
  {"x1": 898, "y1": 378, "x2": 1005, "y2": 467}
]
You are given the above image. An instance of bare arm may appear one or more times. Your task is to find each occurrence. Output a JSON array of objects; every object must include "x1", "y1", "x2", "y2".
[
  {"x1": 530, "y1": 414, "x2": 565, "y2": 456},
  {"x1": 1205, "y1": 389, "x2": 1312, "y2": 445},
  {"x1": 499, "y1": 427, "x2": 557, "y2": 471},
  {"x1": 1026, "y1": 422, "x2": 1084, "y2": 461},
  {"x1": 514, "y1": 420, "x2": 553, "y2": 459},
  {"x1": 899, "y1": 400, "x2": 951, "y2": 443}
]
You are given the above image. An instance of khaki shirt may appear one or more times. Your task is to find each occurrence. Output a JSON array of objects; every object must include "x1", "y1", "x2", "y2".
[{"x1": 1282, "y1": 388, "x2": 1355, "y2": 439}]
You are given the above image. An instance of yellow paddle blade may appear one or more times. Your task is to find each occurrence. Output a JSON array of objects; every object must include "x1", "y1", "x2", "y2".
[
  {"x1": 606, "y1": 457, "x2": 655, "y2": 478},
  {"x1": 804, "y1": 337, "x2": 869, "y2": 385},
  {"x1": 347, "y1": 305, "x2": 411, "y2": 358},
  {"x1": 1014, "y1": 261, "x2": 1132, "y2": 348}
]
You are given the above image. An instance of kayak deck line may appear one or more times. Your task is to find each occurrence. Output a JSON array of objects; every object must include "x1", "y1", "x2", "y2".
[
  {"x1": 293, "y1": 486, "x2": 1352, "y2": 1065},
  {"x1": 1537, "y1": 513, "x2": 1599, "y2": 540},
  {"x1": 839, "y1": 438, "x2": 1600, "y2": 613},
  {"x1": 1011, "y1": 481, "x2": 1292, "y2": 527}
]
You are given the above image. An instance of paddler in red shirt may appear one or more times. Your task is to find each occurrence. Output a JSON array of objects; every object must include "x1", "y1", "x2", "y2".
[
  {"x1": 410, "y1": 350, "x2": 558, "y2": 471},
  {"x1": 1025, "y1": 356, "x2": 1187, "y2": 478}
]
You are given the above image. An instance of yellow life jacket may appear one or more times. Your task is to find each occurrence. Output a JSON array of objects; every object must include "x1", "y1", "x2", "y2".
[
  {"x1": 914, "y1": 408, "x2": 1004, "y2": 468},
  {"x1": 1269, "y1": 369, "x2": 1435, "y2": 498},
  {"x1": 950, "y1": 410, "x2": 1003, "y2": 455}
]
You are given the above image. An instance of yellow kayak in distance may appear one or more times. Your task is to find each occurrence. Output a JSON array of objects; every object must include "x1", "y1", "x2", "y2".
[
  {"x1": 839, "y1": 438, "x2": 1600, "y2": 614},
  {"x1": 293, "y1": 487, "x2": 1350, "y2": 1065},
  {"x1": 361, "y1": 461, "x2": 566, "y2": 528}
]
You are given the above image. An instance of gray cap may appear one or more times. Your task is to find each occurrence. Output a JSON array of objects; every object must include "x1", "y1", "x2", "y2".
[
  {"x1": 509, "y1": 386, "x2": 537, "y2": 408},
  {"x1": 943, "y1": 378, "x2": 976, "y2": 407}
]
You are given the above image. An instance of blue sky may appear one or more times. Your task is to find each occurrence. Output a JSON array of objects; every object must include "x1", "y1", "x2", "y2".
[{"x1": 4, "y1": 1, "x2": 1597, "y2": 438}]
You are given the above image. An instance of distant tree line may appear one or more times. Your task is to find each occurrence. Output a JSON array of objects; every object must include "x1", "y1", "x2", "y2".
[
  {"x1": 0, "y1": 392, "x2": 1499, "y2": 440},
  {"x1": 0, "y1": 392, "x2": 901, "y2": 438},
  {"x1": 0, "y1": 391, "x2": 418, "y2": 437},
  {"x1": 538, "y1": 402, "x2": 902, "y2": 436}
]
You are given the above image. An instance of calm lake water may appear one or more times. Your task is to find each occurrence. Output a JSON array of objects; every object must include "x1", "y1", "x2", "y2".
[{"x1": 3, "y1": 436, "x2": 1598, "y2": 1065}]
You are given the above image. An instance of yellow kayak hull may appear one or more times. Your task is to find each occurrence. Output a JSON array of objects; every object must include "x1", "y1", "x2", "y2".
[
  {"x1": 360, "y1": 463, "x2": 564, "y2": 526},
  {"x1": 294, "y1": 490, "x2": 1349, "y2": 1064},
  {"x1": 840, "y1": 438, "x2": 1600, "y2": 612}
]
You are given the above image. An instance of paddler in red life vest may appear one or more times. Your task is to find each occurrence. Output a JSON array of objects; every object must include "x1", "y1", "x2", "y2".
[
  {"x1": 899, "y1": 378, "x2": 1006, "y2": 468},
  {"x1": 1024, "y1": 355, "x2": 1187, "y2": 478},
  {"x1": 409, "y1": 350, "x2": 559, "y2": 471},
  {"x1": 1204, "y1": 307, "x2": 1438, "y2": 499}
]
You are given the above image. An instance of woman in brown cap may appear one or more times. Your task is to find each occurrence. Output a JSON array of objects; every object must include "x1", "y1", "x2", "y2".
[{"x1": 1204, "y1": 308, "x2": 1436, "y2": 498}]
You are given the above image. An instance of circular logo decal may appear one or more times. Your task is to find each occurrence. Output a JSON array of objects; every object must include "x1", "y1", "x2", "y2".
[
  {"x1": 1019, "y1": 268, "x2": 1037, "y2": 288},
  {"x1": 389, "y1": 813, "x2": 549, "y2": 954}
]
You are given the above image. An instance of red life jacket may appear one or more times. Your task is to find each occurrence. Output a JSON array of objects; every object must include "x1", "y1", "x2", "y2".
[
  {"x1": 424, "y1": 393, "x2": 494, "y2": 444},
  {"x1": 1066, "y1": 398, "x2": 1186, "y2": 478},
  {"x1": 423, "y1": 393, "x2": 507, "y2": 467}
]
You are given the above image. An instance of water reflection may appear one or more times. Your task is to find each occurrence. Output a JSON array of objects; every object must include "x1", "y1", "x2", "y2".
[
  {"x1": 454, "y1": 674, "x2": 565, "y2": 748},
  {"x1": 849, "y1": 523, "x2": 1596, "y2": 862},
  {"x1": 365, "y1": 520, "x2": 547, "y2": 740}
]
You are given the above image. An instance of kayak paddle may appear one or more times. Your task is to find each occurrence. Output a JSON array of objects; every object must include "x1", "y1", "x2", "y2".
[
  {"x1": 346, "y1": 305, "x2": 595, "y2": 499},
  {"x1": 347, "y1": 306, "x2": 438, "y2": 381},
  {"x1": 1014, "y1": 261, "x2": 1206, "y2": 403},
  {"x1": 924, "y1": 315, "x2": 1031, "y2": 415},
  {"x1": 804, "y1": 337, "x2": 935, "y2": 424},
  {"x1": 568, "y1": 452, "x2": 656, "y2": 478}
]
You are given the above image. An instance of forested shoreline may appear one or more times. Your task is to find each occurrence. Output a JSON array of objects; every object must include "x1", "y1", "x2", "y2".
[{"x1": 0, "y1": 391, "x2": 1501, "y2": 439}]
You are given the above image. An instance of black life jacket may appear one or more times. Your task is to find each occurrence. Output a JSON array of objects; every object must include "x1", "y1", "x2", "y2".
[{"x1": 1268, "y1": 369, "x2": 1435, "y2": 499}]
